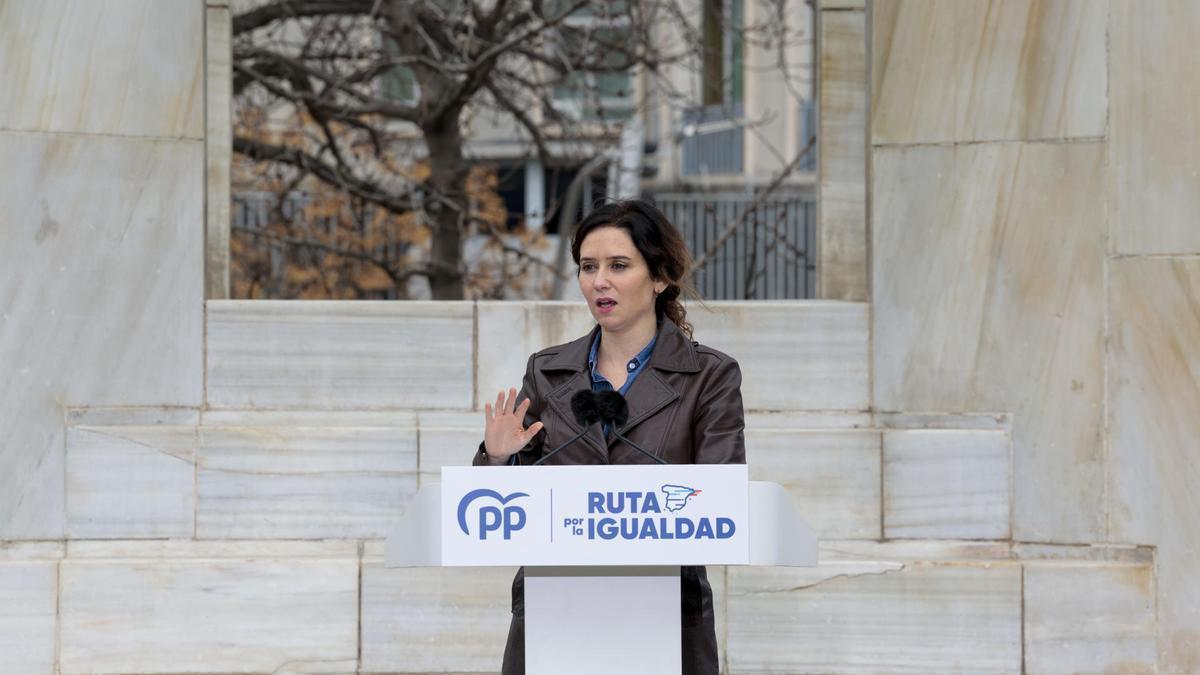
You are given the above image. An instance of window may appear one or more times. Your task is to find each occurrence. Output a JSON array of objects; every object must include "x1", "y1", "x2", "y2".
[{"x1": 547, "y1": 2, "x2": 635, "y2": 122}]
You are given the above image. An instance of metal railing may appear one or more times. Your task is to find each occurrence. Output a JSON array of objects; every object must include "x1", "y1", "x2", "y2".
[
  {"x1": 680, "y1": 104, "x2": 744, "y2": 176},
  {"x1": 652, "y1": 192, "x2": 816, "y2": 300}
]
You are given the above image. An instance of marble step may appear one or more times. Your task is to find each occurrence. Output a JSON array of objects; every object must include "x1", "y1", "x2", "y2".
[
  {"x1": 0, "y1": 540, "x2": 1155, "y2": 675},
  {"x1": 206, "y1": 299, "x2": 871, "y2": 412},
  {"x1": 65, "y1": 410, "x2": 1015, "y2": 542}
]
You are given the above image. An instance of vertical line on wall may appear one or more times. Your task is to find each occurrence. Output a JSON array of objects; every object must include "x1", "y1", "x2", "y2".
[
  {"x1": 192, "y1": 424, "x2": 200, "y2": 539},
  {"x1": 1100, "y1": 0, "x2": 1113, "y2": 547},
  {"x1": 357, "y1": 540, "x2": 364, "y2": 671},
  {"x1": 1007, "y1": 424, "x2": 1015, "y2": 542},
  {"x1": 202, "y1": 1, "x2": 210, "y2": 302},
  {"x1": 864, "y1": 2, "x2": 876, "y2": 416},
  {"x1": 415, "y1": 423, "x2": 423, "y2": 492},
  {"x1": 472, "y1": 301, "x2": 479, "y2": 412},
  {"x1": 1019, "y1": 564, "x2": 1027, "y2": 673},
  {"x1": 62, "y1": 411, "x2": 69, "y2": 541},
  {"x1": 54, "y1": 556, "x2": 62, "y2": 675},
  {"x1": 878, "y1": 430, "x2": 885, "y2": 540}
]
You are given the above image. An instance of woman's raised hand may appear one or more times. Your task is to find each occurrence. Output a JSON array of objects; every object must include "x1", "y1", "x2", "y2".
[{"x1": 483, "y1": 387, "x2": 544, "y2": 464}]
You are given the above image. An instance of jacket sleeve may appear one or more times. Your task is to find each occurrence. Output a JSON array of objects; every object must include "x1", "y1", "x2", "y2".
[
  {"x1": 472, "y1": 353, "x2": 548, "y2": 466},
  {"x1": 692, "y1": 356, "x2": 746, "y2": 465}
]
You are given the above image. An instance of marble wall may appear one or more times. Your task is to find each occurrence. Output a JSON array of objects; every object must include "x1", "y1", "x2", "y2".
[
  {"x1": 0, "y1": 0, "x2": 204, "y2": 538},
  {"x1": 0, "y1": 0, "x2": 1191, "y2": 672},
  {"x1": 817, "y1": 3, "x2": 868, "y2": 301},
  {"x1": 870, "y1": 0, "x2": 1200, "y2": 671},
  {"x1": 2, "y1": 296, "x2": 1159, "y2": 674}
]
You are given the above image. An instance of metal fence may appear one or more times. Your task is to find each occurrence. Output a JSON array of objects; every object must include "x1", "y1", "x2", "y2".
[
  {"x1": 234, "y1": 191, "x2": 817, "y2": 300},
  {"x1": 680, "y1": 104, "x2": 744, "y2": 176},
  {"x1": 653, "y1": 192, "x2": 816, "y2": 300},
  {"x1": 680, "y1": 100, "x2": 817, "y2": 176}
]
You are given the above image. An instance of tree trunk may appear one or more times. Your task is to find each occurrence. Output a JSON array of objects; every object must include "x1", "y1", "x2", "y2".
[{"x1": 423, "y1": 118, "x2": 467, "y2": 299}]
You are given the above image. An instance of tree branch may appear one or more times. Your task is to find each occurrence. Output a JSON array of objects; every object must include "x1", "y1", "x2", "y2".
[
  {"x1": 233, "y1": 0, "x2": 377, "y2": 35},
  {"x1": 234, "y1": 135, "x2": 416, "y2": 215}
]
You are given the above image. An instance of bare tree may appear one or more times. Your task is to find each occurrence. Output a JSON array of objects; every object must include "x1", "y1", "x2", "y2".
[{"x1": 231, "y1": 0, "x2": 813, "y2": 299}]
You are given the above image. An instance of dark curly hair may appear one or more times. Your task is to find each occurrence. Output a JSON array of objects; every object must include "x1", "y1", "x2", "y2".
[{"x1": 570, "y1": 199, "x2": 699, "y2": 339}]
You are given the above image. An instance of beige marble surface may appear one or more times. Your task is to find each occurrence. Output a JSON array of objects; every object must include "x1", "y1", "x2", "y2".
[
  {"x1": 476, "y1": 301, "x2": 596, "y2": 408},
  {"x1": 196, "y1": 420, "x2": 418, "y2": 539},
  {"x1": 66, "y1": 425, "x2": 196, "y2": 539},
  {"x1": 0, "y1": 560, "x2": 58, "y2": 674},
  {"x1": 478, "y1": 301, "x2": 870, "y2": 412},
  {"x1": 206, "y1": 300, "x2": 473, "y2": 409},
  {"x1": 818, "y1": 7, "x2": 868, "y2": 301},
  {"x1": 883, "y1": 429, "x2": 1010, "y2": 539},
  {"x1": 417, "y1": 411, "x2": 485, "y2": 480},
  {"x1": 871, "y1": 0, "x2": 1106, "y2": 145},
  {"x1": 361, "y1": 542, "x2": 512, "y2": 673},
  {"x1": 1024, "y1": 563, "x2": 1157, "y2": 674},
  {"x1": 60, "y1": 544, "x2": 358, "y2": 674},
  {"x1": 0, "y1": 133, "x2": 204, "y2": 538},
  {"x1": 0, "y1": 0, "x2": 203, "y2": 139},
  {"x1": 727, "y1": 562, "x2": 1022, "y2": 673},
  {"x1": 1109, "y1": 257, "x2": 1200, "y2": 672},
  {"x1": 747, "y1": 429, "x2": 881, "y2": 539},
  {"x1": 1109, "y1": 1, "x2": 1200, "y2": 255},
  {"x1": 691, "y1": 301, "x2": 870, "y2": 411},
  {"x1": 205, "y1": 4, "x2": 232, "y2": 297},
  {"x1": 873, "y1": 141, "x2": 1106, "y2": 544}
]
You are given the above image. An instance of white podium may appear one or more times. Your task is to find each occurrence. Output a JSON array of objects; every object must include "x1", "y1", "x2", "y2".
[{"x1": 386, "y1": 465, "x2": 816, "y2": 675}]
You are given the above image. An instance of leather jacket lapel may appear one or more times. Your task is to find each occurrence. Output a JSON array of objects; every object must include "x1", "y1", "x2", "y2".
[
  {"x1": 545, "y1": 370, "x2": 608, "y2": 462},
  {"x1": 609, "y1": 369, "x2": 678, "y2": 452}
]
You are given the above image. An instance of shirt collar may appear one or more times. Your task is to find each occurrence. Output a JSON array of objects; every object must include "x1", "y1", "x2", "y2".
[{"x1": 588, "y1": 331, "x2": 658, "y2": 383}]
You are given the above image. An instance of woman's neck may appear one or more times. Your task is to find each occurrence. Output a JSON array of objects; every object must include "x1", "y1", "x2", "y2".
[{"x1": 598, "y1": 316, "x2": 658, "y2": 365}]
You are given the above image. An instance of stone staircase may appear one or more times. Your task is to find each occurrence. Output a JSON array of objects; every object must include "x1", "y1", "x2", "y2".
[{"x1": 8, "y1": 300, "x2": 1155, "y2": 674}]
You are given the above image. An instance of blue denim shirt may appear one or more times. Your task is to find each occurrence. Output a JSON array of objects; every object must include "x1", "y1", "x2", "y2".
[{"x1": 588, "y1": 331, "x2": 657, "y2": 437}]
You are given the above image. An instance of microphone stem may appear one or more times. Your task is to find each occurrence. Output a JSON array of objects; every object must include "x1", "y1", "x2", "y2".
[
  {"x1": 611, "y1": 429, "x2": 668, "y2": 465},
  {"x1": 533, "y1": 425, "x2": 599, "y2": 465}
]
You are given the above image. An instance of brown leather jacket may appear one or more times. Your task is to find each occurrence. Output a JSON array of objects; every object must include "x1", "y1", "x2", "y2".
[{"x1": 473, "y1": 319, "x2": 746, "y2": 675}]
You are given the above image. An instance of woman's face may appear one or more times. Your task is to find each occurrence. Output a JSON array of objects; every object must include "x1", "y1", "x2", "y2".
[{"x1": 578, "y1": 226, "x2": 667, "y2": 335}]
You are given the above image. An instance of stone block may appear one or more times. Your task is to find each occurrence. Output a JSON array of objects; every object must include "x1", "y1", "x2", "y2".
[
  {"x1": 196, "y1": 417, "x2": 418, "y2": 539},
  {"x1": 1110, "y1": 256, "x2": 1200, "y2": 672},
  {"x1": 872, "y1": 0, "x2": 1106, "y2": 144},
  {"x1": 1024, "y1": 564, "x2": 1156, "y2": 674},
  {"x1": 873, "y1": 141, "x2": 1106, "y2": 543},
  {"x1": 361, "y1": 542, "x2": 513, "y2": 673},
  {"x1": 418, "y1": 411, "x2": 485, "y2": 479},
  {"x1": 0, "y1": 0, "x2": 204, "y2": 139},
  {"x1": 818, "y1": 8, "x2": 868, "y2": 300},
  {"x1": 747, "y1": 429, "x2": 881, "y2": 539},
  {"x1": 206, "y1": 300, "x2": 473, "y2": 409},
  {"x1": 727, "y1": 562, "x2": 1022, "y2": 673},
  {"x1": 883, "y1": 429, "x2": 1010, "y2": 539},
  {"x1": 1109, "y1": 1, "x2": 1200, "y2": 254},
  {"x1": 691, "y1": 301, "x2": 870, "y2": 411},
  {"x1": 0, "y1": 557, "x2": 58, "y2": 674},
  {"x1": 0, "y1": 132, "x2": 203, "y2": 538},
  {"x1": 66, "y1": 425, "x2": 196, "y2": 538},
  {"x1": 59, "y1": 541, "x2": 358, "y2": 674},
  {"x1": 476, "y1": 301, "x2": 595, "y2": 408}
]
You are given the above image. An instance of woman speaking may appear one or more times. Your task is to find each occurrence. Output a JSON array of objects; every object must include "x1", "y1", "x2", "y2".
[{"x1": 474, "y1": 199, "x2": 746, "y2": 675}]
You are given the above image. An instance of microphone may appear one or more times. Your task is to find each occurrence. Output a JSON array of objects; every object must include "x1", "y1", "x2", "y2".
[
  {"x1": 594, "y1": 391, "x2": 667, "y2": 465},
  {"x1": 533, "y1": 390, "x2": 603, "y2": 465}
]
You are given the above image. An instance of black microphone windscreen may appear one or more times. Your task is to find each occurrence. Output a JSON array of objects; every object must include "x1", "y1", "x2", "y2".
[
  {"x1": 569, "y1": 389, "x2": 600, "y2": 426},
  {"x1": 595, "y1": 390, "x2": 629, "y2": 427}
]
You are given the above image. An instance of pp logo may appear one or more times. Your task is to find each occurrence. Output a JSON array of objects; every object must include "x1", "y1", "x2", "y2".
[{"x1": 457, "y1": 489, "x2": 529, "y2": 540}]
